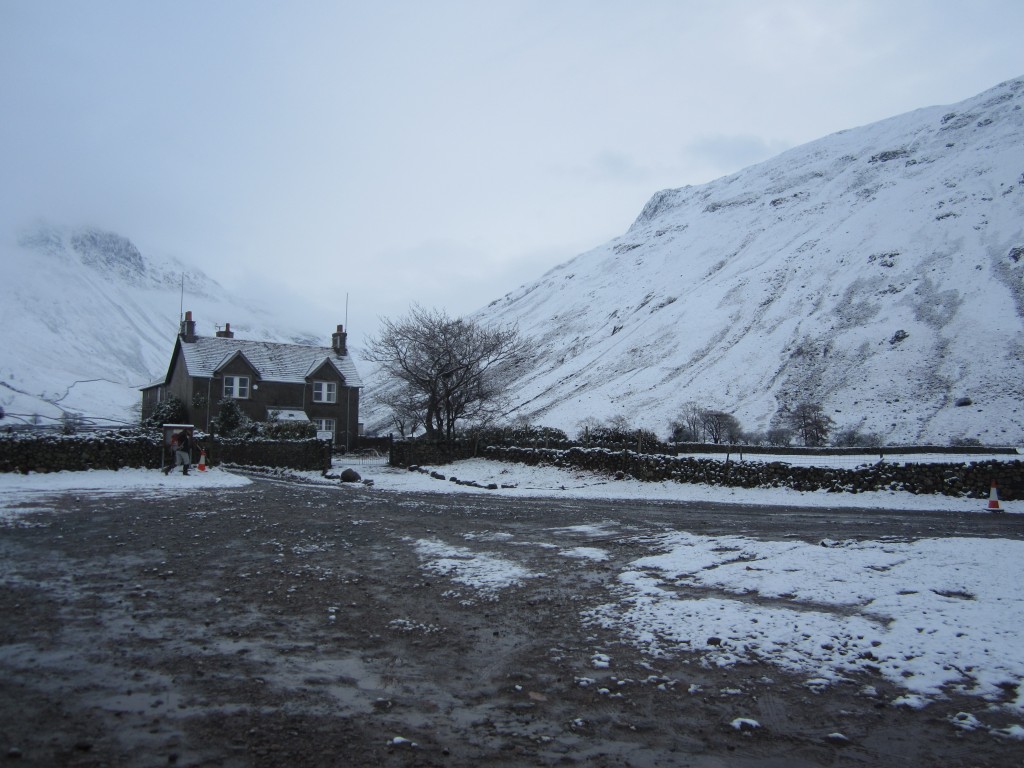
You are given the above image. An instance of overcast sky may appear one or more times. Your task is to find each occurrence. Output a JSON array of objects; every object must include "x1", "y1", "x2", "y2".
[{"x1": 2, "y1": 1, "x2": 1023, "y2": 349}]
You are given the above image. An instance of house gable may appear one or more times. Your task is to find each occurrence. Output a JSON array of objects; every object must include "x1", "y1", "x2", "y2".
[
  {"x1": 213, "y1": 350, "x2": 261, "y2": 380},
  {"x1": 307, "y1": 357, "x2": 347, "y2": 385}
]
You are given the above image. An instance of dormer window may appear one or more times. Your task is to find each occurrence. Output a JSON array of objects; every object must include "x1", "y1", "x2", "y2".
[
  {"x1": 224, "y1": 375, "x2": 250, "y2": 399},
  {"x1": 313, "y1": 380, "x2": 337, "y2": 403}
]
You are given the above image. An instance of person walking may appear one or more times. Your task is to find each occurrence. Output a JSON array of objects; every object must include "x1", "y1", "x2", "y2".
[
  {"x1": 163, "y1": 430, "x2": 192, "y2": 475},
  {"x1": 175, "y1": 430, "x2": 192, "y2": 475}
]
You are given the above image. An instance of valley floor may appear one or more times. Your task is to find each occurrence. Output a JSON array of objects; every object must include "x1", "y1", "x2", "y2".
[{"x1": 1, "y1": 469, "x2": 1023, "y2": 766}]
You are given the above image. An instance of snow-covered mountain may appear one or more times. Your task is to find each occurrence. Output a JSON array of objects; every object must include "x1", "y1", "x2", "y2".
[
  {"x1": 7, "y1": 77, "x2": 1024, "y2": 445},
  {"x1": 468, "y1": 76, "x2": 1024, "y2": 445},
  {"x1": 0, "y1": 223, "x2": 319, "y2": 426}
]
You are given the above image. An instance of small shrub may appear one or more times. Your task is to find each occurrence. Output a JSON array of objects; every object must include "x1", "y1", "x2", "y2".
[
  {"x1": 146, "y1": 396, "x2": 188, "y2": 428},
  {"x1": 210, "y1": 398, "x2": 248, "y2": 436},
  {"x1": 765, "y1": 428, "x2": 793, "y2": 447},
  {"x1": 832, "y1": 428, "x2": 883, "y2": 448},
  {"x1": 61, "y1": 413, "x2": 85, "y2": 435},
  {"x1": 461, "y1": 423, "x2": 569, "y2": 447},
  {"x1": 578, "y1": 417, "x2": 667, "y2": 452},
  {"x1": 261, "y1": 420, "x2": 316, "y2": 439},
  {"x1": 949, "y1": 436, "x2": 982, "y2": 447}
]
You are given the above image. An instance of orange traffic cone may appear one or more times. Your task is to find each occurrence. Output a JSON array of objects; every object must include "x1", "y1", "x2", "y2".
[
  {"x1": 198, "y1": 450, "x2": 207, "y2": 472},
  {"x1": 987, "y1": 480, "x2": 1002, "y2": 512}
]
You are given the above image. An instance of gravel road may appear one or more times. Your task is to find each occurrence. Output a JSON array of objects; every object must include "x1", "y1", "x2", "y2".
[{"x1": 2, "y1": 474, "x2": 1022, "y2": 767}]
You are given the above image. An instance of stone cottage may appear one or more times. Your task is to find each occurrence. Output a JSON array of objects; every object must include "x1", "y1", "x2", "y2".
[{"x1": 141, "y1": 311, "x2": 363, "y2": 449}]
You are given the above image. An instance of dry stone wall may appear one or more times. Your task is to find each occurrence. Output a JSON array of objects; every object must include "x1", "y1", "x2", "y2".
[
  {"x1": 0, "y1": 432, "x2": 162, "y2": 473},
  {"x1": 483, "y1": 446, "x2": 1023, "y2": 500},
  {"x1": 0, "y1": 433, "x2": 330, "y2": 474},
  {"x1": 391, "y1": 440, "x2": 1023, "y2": 500}
]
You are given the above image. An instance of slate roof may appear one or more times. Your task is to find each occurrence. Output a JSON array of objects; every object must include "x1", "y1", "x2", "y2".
[{"x1": 178, "y1": 336, "x2": 363, "y2": 387}]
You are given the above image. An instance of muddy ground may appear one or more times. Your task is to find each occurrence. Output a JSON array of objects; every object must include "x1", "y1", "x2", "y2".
[{"x1": 2, "y1": 472, "x2": 1023, "y2": 767}]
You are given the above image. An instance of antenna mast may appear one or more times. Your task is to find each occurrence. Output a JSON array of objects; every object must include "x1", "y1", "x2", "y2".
[
  {"x1": 345, "y1": 293, "x2": 349, "y2": 330},
  {"x1": 179, "y1": 273, "x2": 184, "y2": 323}
]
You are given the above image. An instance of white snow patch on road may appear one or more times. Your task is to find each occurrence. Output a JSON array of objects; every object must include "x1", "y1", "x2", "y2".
[
  {"x1": 0, "y1": 468, "x2": 251, "y2": 521},
  {"x1": 560, "y1": 547, "x2": 611, "y2": 561},
  {"x1": 411, "y1": 537, "x2": 539, "y2": 596},
  {"x1": 589, "y1": 533, "x2": 1024, "y2": 711}
]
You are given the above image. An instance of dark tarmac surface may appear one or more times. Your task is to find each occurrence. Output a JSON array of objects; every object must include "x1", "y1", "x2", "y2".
[{"x1": 2, "y1": 474, "x2": 1023, "y2": 767}]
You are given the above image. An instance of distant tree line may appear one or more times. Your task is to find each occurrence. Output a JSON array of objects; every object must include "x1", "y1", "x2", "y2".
[
  {"x1": 564, "y1": 401, "x2": 882, "y2": 450},
  {"x1": 663, "y1": 399, "x2": 881, "y2": 448}
]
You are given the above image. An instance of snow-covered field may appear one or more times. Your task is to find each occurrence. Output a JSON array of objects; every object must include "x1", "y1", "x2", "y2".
[{"x1": 2, "y1": 460, "x2": 1022, "y2": 738}]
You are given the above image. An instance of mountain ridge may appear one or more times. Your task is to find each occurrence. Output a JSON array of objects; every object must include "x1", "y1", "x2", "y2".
[{"x1": 459, "y1": 75, "x2": 1024, "y2": 445}]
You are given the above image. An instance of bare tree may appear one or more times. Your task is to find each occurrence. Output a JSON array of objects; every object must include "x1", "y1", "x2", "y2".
[
  {"x1": 374, "y1": 383, "x2": 426, "y2": 438},
  {"x1": 723, "y1": 414, "x2": 745, "y2": 444},
  {"x1": 780, "y1": 402, "x2": 834, "y2": 447},
  {"x1": 576, "y1": 416, "x2": 603, "y2": 443},
  {"x1": 700, "y1": 409, "x2": 741, "y2": 444},
  {"x1": 669, "y1": 402, "x2": 704, "y2": 442},
  {"x1": 365, "y1": 305, "x2": 529, "y2": 442}
]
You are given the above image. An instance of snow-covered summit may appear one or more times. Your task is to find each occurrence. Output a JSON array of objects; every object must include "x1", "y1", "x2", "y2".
[
  {"x1": 470, "y1": 76, "x2": 1024, "y2": 445},
  {"x1": 0, "y1": 223, "x2": 319, "y2": 426}
]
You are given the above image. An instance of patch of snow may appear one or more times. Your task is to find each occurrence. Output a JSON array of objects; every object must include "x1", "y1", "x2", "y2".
[
  {"x1": 590, "y1": 532, "x2": 1024, "y2": 709},
  {"x1": 0, "y1": 468, "x2": 250, "y2": 522},
  {"x1": 411, "y1": 537, "x2": 539, "y2": 596},
  {"x1": 561, "y1": 547, "x2": 611, "y2": 561}
]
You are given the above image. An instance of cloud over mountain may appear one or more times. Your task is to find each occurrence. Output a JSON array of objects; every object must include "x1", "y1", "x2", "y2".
[{"x1": 0, "y1": 223, "x2": 320, "y2": 426}]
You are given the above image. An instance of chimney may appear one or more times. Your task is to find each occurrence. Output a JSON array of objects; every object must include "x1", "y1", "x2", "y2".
[
  {"x1": 331, "y1": 324, "x2": 348, "y2": 355},
  {"x1": 216, "y1": 322, "x2": 234, "y2": 339},
  {"x1": 180, "y1": 310, "x2": 197, "y2": 343}
]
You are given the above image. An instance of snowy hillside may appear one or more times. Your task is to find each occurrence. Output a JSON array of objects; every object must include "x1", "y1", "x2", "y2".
[
  {"x1": 469, "y1": 76, "x2": 1024, "y2": 445},
  {"x1": 0, "y1": 223, "x2": 319, "y2": 426}
]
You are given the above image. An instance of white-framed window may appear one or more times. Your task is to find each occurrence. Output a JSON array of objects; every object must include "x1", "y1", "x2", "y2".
[
  {"x1": 223, "y1": 375, "x2": 250, "y2": 399},
  {"x1": 312, "y1": 380, "x2": 338, "y2": 403},
  {"x1": 313, "y1": 418, "x2": 336, "y2": 434}
]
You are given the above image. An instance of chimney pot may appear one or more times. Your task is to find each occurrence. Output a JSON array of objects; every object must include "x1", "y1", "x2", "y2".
[
  {"x1": 180, "y1": 310, "x2": 197, "y2": 342},
  {"x1": 332, "y1": 324, "x2": 348, "y2": 354}
]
